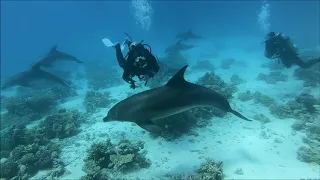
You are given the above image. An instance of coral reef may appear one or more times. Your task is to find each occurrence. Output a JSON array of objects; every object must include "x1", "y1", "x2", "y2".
[
  {"x1": 295, "y1": 91, "x2": 319, "y2": 113},
  {"x1": 237, "y1": 90, "x2": 254, "y2": 102},
  {"x1": 2, "y1": 92, "x2": 57, "y2": 119},
  {"x1": 1, "y1": 93, "x2": 57, "y2": 130},
  {"x1": 230, "y1": 75, "x2": 246, "y2": 85},
  {"x1": 253, "y1": 113, "x2": 271, "y2": 124},
  {"x1": 16, "y1": 84, "x2": 77, "y2": 103},
  {"x1": 0, "y1": 109, "x2": 85, "y2": 179},
  {"x1": 252, "y1": 91, "x2": 276, "y2": 107},
  {"x1": 0, "y1": 142, "x2": 63, "y2": 179},
  {"x1": 196, "y1": 72, "x2": 238, "y2": 100},
  {"x1": 37, "y1": 109, "x2": 85, "y2": 139},
  {"x1": 81, "y1": 139, "x2": 151, "y2": 179},
  {"x1": 293, "y1": 55, "x2": 320, "y2": 87},
  {"x1": 83, "y1": 91, "x2": 114, "y2": 113},
  {"x1": 220, "y1": 58, "x2": 235, "y2": 69},
  {"x1": 0, "y1": 124, "x2": 41, "y2": 152},
  {"x1": 297, "y1": 120, "x2": 320, "y2": 165},
  {"x1": 269, "y1": 91, "x2": 319, "y2": 119},
  {"x1": 192, "y1": 59, "x2": 215, "y2": 71},
  {"x1": 256, "y1": 71, "x2": 288, "y2": 84},
  {"x1": 85, "y1": 65, "x2": 122, "y2": 91},
  {"x1": 1, "y1": 85, "x2": 77, "y2": 130},
  {"x1": 237, "y1": 90, "x2": 317, "y2": 120},
  {"x1": 0, "y1": 123, "x2": 64, "y2": 179},
  {"x1": 168, "y1": 158, "x2": 224, "y2": 180}
]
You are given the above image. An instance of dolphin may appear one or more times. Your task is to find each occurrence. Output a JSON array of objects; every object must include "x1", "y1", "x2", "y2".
[
  {"x1": 164, "y1": 40, "x2": 196, "y2": 54},
  {"x1": 32, "y1": 45, "x2": 83, "y2": 68},
  {"x1": 176, "y1": 29, "x2": 202, "y2": 41},
  {"x1": 1, "y1": 66, "x2": 70, "y2": 90},
  {"x1": 103, "y1": 65, "x2": 251, "y2": 133}
]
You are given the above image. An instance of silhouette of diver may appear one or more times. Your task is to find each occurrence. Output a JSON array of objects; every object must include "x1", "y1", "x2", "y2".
[{"x1": 263, "y1": 32, "x2": 320, "y2": 69}]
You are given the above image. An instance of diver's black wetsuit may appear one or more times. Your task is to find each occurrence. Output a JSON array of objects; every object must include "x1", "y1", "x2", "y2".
[
  {"x1": 114, "y1": 41, "x2": 160, "y2": 89},
  {"x1": 264, "y1": 32, "x2": 320, "y2": 69}
]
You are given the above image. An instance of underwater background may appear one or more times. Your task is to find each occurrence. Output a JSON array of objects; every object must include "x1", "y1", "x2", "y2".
[{"x1": 1, "y1": 0, "x2": 320, "y2": 179}]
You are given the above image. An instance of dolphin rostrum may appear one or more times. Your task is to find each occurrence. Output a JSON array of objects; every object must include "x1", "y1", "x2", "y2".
[
  {"x1": 164, "y1": 40, "x2": 196, "y2": 54},
  {"x1": 32, "y1": 45, "x2": 83, "y2": 68},
  {"x1": 103, "y1": 65, "x2": 251, "y2": 133},
  {"x1": 1, "y1": 65, "x2": 70, "y2": 90},
  {"x1": 176, "y1": 29, "x2": 202, "y2": 41}
]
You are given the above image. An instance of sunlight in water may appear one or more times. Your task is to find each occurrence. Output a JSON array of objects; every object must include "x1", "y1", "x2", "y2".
[
  {"x1": 131, "y1": 0, "x2": 153, "y2": 31},
  {"x1": 258, "y1": 2, "x2": 271, "y2": 34}
]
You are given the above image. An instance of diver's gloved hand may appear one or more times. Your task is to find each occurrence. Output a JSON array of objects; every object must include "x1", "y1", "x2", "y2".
[{"x1": 130, "y1": 83, "x2": 136, "y2": 89}]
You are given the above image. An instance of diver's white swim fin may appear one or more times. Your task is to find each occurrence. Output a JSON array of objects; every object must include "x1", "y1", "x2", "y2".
[{"x1": 102, "y1": 38, "x2": 125, "y2": 51}]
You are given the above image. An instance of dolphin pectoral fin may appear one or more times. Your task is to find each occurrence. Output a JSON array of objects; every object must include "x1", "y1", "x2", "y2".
[
  {"x1": 77, "y1": 59, "x2": 84, "y2": 63},
  {"x1": 136, "y1": 121, "x2": 162, "y2": 133},
  {"x1": 20, "y1": 82, "x2": 32, "y2": 87},
  {"x1": 43, "y1": 64, "x2": 54, "y2": 68},
  {"x1": 230, "y1": 109, "x2": 252, "y2": 121}
]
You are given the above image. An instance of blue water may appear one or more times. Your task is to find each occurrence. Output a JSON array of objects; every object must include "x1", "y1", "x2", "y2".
[
  {"x1": 1, "y1": 1, "x2": 319, "y2": 78},
  {"x1": 1, "y1": 1, "x2": 319, "y2": 179}
]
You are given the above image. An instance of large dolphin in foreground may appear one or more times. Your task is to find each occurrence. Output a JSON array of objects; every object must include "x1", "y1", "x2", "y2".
[
  {"x1": 32, "y1": 45, "x2": 83, "y2": 68},
  {"x1": 103, "y1": 65, "x2": 251, "y2": 133},
  {"x1": 1, "y1": 66, "x2": 70, "y2": 90}
]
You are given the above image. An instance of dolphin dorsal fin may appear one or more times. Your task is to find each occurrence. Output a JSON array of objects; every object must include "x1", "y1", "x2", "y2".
[
  {"x1": 176, "y1": 39, "x2": 183, "y2": 45},
  {"x1": 50, "y1": 45, "x2": 58, "y2": 53},
  {"x1": 166, "y1": 65, "x2": 188, "y2": 87}
]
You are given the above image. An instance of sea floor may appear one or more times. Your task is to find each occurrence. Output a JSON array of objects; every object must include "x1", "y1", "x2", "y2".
[
  {"x1": 36, "y1": 61, "x2": 320, "y2": 180},
  {"x1": 21, "y1": 46, "x2": 319, "y2": 179}
]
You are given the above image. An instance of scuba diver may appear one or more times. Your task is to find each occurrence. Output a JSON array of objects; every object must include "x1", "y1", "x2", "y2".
[
  {"x1": 263, "y1": 32, "x2": 320, "y2": 69},
  {"x1": 102, "y1": 34, "x2": 160, "y2": 89}
]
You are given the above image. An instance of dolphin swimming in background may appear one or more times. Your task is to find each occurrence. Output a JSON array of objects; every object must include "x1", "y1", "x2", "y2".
[
  {"x1": 164, "y1": 40, "x2": 196, "y2": 54},
  {"x1": 103, "y1": 65, "x2": 251, "y2": 133},
  {"x1": 176, "y1": 29, "x2": 202, "y2": 41},
  {"x1": 32, "y1": 45, "x2": 83, "y2": 68},
  {"x1": 1, "y1": 65, "x2": 70, "y2": 90}
]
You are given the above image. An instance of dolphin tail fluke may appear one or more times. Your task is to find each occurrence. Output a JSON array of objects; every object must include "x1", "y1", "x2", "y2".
[
  {"x1": 76, "y1": 58, "x2": 84, "y2": 64},
  {"x1": 230, "y1": 109, "x2": 252, "y2": 121}
]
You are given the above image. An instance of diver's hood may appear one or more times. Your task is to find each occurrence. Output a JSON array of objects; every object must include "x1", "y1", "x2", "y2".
[{"x1": 129, "y1": 42, "x2": 138, "y2": 51}]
